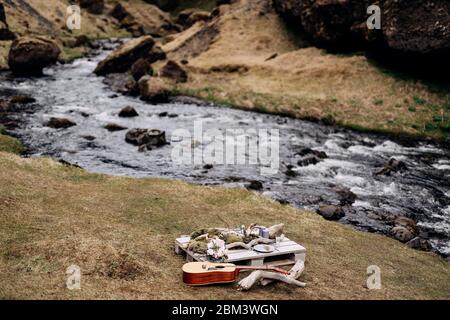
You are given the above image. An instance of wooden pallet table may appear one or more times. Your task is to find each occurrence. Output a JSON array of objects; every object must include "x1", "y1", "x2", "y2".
[{"x1": 175, "y1": 236, "x2": 306, "y2": 267}]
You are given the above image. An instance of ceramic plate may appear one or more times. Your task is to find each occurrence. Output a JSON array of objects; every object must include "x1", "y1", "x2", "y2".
[{"x1": 253, "y1": 244, "x2": 275, "y2": 253}]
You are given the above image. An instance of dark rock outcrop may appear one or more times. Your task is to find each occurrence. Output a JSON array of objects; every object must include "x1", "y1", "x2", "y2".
[
  {"x1": 0, "y1": 3, "x2": 16, "y2": 41},
  {"x1": 381, "y1": 0, "x2": 450, "y2": 55},
  {"x1": 130, "y1": 58, "x2": 153, "y2": 81},
  {"x1": 94, "y1": 36, "x2": 155, "y2": 75},
  {"x1": 78, "y1": 0, "x2": 104, "y2": 15},
  {"x1": 147, "y1": 46, "x2": 167, "y2": 64},
  {"x1": 143, "y1": 0, "x2": 180, "y2": 12},
  {"x1": 160, "y1": 60, "x2": 188, "y2": 83},
  {"x1": 8, "y1": 37, "x2": 61, "y2": 76},
  {"x1": 273, "y1": 0, "x2": 372, "y2": 48},
  {"x1": 273, "y1": 0, "x2": 450, "y2": 71}
]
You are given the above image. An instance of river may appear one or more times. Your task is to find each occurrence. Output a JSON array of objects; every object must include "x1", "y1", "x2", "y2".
[{"x1": 1, "y1": 41, "x2": 449, "y2": 257}]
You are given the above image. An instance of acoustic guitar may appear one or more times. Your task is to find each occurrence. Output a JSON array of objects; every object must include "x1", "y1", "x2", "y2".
[{"x1": 182, "y1": 262, "x2": 289, "y2": 286}]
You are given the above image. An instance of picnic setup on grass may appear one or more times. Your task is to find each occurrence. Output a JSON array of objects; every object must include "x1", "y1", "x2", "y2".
[{"x1": 175, "y1": 224, "x2": 307, "y2": 290}]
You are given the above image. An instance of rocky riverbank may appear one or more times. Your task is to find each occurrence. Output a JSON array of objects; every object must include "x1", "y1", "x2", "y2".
[
  {"x1": 0, "y1": 0, "x2": 448, "y2": 139},
  {"x1": 1, "y1": 39, "x2": 449, "y2": 258}
]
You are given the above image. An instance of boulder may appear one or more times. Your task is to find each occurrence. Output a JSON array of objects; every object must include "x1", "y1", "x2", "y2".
[
  {"x1": 296, "y1": 147, "x2": 328, "y2": 159},
  {"x1": 94, "y1": 36, "x2": 155, "y2": 75},
  {"x1": 138, "y1": 76, "x2": 171, "y2": 103},
  {"x1": 78, "y1": 0, "x2": 104, "y2": 15},
  {"x1": 125, "y1": 128, "x2": 167, "y2": 150},
  {"x1": 118, "y1": 106, "x2": 139, "y2": 117},
  {"x1": 246, "y1": 180, "x2": 263, "y2": 191},
  {"x1": 177, "y1": 9, "x2": 211, "y2": 28},
  {"x1": 376, "y1": 158, "x2": 407, "y2": 176},
  {"x1": 130, "y1": 58, "x2": 153, "y2": 81},
  {"x1": 82, "y1": 135, "x2": 96, "y2": 141},
  {"x1": 147, "y1": 46, "x2": 167, "y2": 64},
  {"x1": 110, "y1": 3, "x2": 130, "y2": 21},
  {"x1": 74, "y1": 35, "x2": 91, "y2": 47},
  {"x1": 8, "y1": 37, "x2": 61, "y2": 76},
  {"x1": 160, "y1": 60, "x2": 188, "y2": 83},
  {"x1": 104, "y1": 123, "x2": 127, "y2": 132},
  {"x1": 317, "y1": 204, "x2": 344, "y2": 220},
  {"x1": 394, "y1": 216, "x2": 417, "y2": 234},
  {"x1": 406, "y1": 237, "x2": 432, "y2": 251},
  {"x1": 390, "y1": 226, "x2": 414, "y2": 243},
  {"x1": 10, "y1": 95, "x2": 36, "y2": 104},
  {"x1": 297, "y1": 155, "x2": 320, "y2": 167},
  {"x1": 46, "y1": 117, "x2": 76, "y2": 129},
  {"x1": 334, "y1": 186, "x2": 357, "y2": 206}
]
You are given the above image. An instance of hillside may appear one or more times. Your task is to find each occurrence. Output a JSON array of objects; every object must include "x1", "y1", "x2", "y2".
[
  {"x1": 0, "y1": 151, "x2": 449, "y2": 299},
  {"x1": 0, "y1": 0, "x2": 449, "y2": 300}
]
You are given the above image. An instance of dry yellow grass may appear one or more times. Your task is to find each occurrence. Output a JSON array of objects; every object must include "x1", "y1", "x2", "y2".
[
  {"x1": 163, "y1": 0, "x2": 449, "y2": 139},
  {"x1": 0, "y1": 151, "x2": 449, "y2": 300}
]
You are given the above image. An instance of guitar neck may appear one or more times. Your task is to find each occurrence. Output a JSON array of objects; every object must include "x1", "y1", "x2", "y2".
[{"x1": 235, "y1": 265, "x2": 289, "y2": 275}]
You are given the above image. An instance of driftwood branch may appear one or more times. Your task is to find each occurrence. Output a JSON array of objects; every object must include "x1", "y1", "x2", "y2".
[
  {"x1": 261, "y1": 259, "x2": 305, "y2": 286},
  {"x1": 226, "y1": 238, "x2": 275, "y2": 250},
  {"x1": 237, "y1": 260, "x2": 305, "y2": 291}
]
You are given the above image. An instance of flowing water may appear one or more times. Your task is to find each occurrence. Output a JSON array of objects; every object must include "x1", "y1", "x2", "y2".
[{"x1": 1, "y1": 42, "x2": 449, "y2": 256}]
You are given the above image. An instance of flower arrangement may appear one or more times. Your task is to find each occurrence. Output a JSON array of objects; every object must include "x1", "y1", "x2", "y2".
[{"x1": 206, "y1": 238, "x2": 228, "y2": 262}]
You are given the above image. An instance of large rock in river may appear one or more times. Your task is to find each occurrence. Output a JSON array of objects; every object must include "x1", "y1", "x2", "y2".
[
  {"x1": 8, "y1": 37, "x2": 61, "y2": 76},
  {"x1": 94, "y1": 36, "x2": 155, "y2": 76},
  {"x1": 138, "y1": 76, "x2": 171, "y2": 103}
]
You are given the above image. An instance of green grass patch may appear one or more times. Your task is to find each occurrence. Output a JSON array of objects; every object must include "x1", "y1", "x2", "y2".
[
  {"x1": 413, "y1": 96, "x2": 426, "y2": 105},
  {"x1": 0, "y1": 134, "x2": 24, "y2": 154}
]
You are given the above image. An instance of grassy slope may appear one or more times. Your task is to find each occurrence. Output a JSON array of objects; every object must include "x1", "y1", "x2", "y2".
[
  {"x1": 163, "y1": 0, "x2": 449, "y2": 140},
  {"x1": 0, "y1": 151, "x2": 449, "y2": 300}
]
